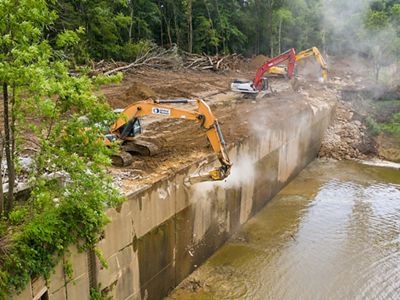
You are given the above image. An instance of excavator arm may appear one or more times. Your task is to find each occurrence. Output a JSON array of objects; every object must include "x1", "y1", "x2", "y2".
[
  {"x1": 268, "y1": 47, "x2": 328, "y2": 81},
  {"x1": 109, "y1": 99, "x2": 232, "y2": 184},
  {"x1": 295, "y1": 47, "x2": 328, "y2": 81}
]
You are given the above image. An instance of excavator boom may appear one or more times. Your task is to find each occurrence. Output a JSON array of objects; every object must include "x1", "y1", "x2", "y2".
[
  {"x1": 253, "y1": 48, "x2": 296, "y2": 90},
  {"x1": 108, "y1": 99, "x2": 232, "y2": 184}
]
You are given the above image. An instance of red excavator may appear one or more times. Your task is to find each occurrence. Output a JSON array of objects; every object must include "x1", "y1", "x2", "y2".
[{"x1": 231, "y1": 48, "x2": 296, "y2": 94}]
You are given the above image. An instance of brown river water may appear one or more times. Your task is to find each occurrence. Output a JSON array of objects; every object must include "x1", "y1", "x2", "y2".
[{"x1": 168, "y1": 160, "x2": 400, "y2": 300}]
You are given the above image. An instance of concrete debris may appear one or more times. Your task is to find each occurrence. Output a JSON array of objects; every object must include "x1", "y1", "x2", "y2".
[
  {"x1": 319, "y1": 101, "x2": 377, "y2": 160},
  {"x1": 111, "y1": 170, "x2": 142, "y2": 190}
]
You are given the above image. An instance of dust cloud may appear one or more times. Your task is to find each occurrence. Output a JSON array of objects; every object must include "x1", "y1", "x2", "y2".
[
  {"x1": 191, "y1": 154, "x2": 256, "y2": 198},
  {"x1": 322, "y1": 0, "x2": 399, "y2": 83}
]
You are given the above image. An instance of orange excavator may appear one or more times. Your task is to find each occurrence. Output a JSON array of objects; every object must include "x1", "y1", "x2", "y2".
[
  {"x1": 104, "y1": 98, "x2": 232, "y2": 184},
  {"x1": 231, "y1": 48, "x2": 296, "y2": 94}
]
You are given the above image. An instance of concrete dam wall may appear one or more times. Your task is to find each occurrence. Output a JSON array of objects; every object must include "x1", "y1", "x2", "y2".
[{"x1": 14, "y1": 99, "x2": 334, "y2": 300}]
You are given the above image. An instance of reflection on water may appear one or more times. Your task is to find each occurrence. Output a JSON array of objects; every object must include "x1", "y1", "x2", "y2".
[{"x1": 168, "y1": 160, "x2": 400, "y2": 300}]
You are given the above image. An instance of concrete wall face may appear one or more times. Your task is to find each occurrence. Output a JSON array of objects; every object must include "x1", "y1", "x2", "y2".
[{"x1": 13, "y1": 103, "x2": 333, "y2": 300}]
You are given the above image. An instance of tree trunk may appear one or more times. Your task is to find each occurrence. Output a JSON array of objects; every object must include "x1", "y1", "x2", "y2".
[
  {"x1": 255, "y1": 0, "x2": 261, "y2": 54},
  {"x1": 213, "y1": 0, "x2": 225, "y2": 54},
  {"x1": 159, "y1": 1, "x2": 164, "y2": 47},
  {"x1": 321, "y1": 29, "x2": 326, "y2": 56},
  {"x1": 278, "y1": 17, "x2": 282, "y2": 54},
  {"x1": 188, "y1": 0, "x2": 193, "y2": 53},
  {"x1": 202, "y1": 0, "x2": 218, "y2": 55},
  {"x1": 375, "y1": 64, "x2": 380, "y2": 81},
  {"x1": 268, "y1": 0, "x2": 274, "y2": 57},
  {"x1": 129, "y1": 6, "x2": 134, "y2": 42},
  {"x1": 172, "y1": 1, "x2": 180, "y2": 47},
  {"x1": 3, "y1": 82, "x2": 15, "y2": 213},
  {"x1": 11, "y1": 85, "x2": 16, "y2": 189},
  {"x1": 162, "y1": 6, "x2": 173, "y2": 46}
]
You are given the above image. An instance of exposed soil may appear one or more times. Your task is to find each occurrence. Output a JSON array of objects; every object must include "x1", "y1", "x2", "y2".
[
  {"x1": 1, "y1": 54, "x2": 396, "y2": 200},
  {"x1": 102, "y1": 68, "x2": 240, "y2": 108},
  {"x1": 1, "y1": 53, "x2": 391, "y2": 194},
  {"x1": 99, "y1": 54, "x2": 397, "y2": 193},
  {"x1": 102, "y1": 71, "x2": 338, "y2": 193},
  {"x1": 248, "y1": 55, "x2": 269, "y2": 71},
  {"x1": 109, "y1": 91, "x2": 314, "y2": 192}
]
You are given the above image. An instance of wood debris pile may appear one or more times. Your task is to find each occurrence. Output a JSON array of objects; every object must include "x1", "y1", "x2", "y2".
[
  {"x1": 182, "y1": 53, "x2": 243, "y2": 71},
  {"x1": 91, "y1": 60, "x2": 126, "y2": 75},
  {"x1": 98, "y1": 45, "x2": 182, "y2": 76},
  {"x1": 91, "y1": 45, "x2": 244, "y2": 75}
]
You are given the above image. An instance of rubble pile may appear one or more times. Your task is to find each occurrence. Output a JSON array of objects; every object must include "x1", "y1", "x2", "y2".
[{"x1": 319, "y1": 101, "x2": 377, "y2": 160}]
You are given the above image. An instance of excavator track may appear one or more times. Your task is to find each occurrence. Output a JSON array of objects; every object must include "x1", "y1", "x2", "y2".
[
  {"x1": 111, "y1": 151, "x2": 133, "y2": 167},
  {"x1": 111, "y1": 140, "x2": 160, "y2": 167},
  {"x1": 121, "y1": 140, "x2": 160, "y2": 156}
]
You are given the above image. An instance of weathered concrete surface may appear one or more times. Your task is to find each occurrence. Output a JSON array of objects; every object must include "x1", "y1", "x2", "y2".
[{"x1": 13, "y1": 98, "x2": 334, "y2": 300}]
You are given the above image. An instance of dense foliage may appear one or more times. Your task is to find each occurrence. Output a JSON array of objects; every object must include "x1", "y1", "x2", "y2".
[
  {"x1": 41, "y1": 0, "x2": 400, "y2": 65},
  {"x1": 47, "y1": 0, "x2": 326, "y2": 60},
  {"x1": 0, "y1": 0, "x2": 123, "y2": 297}
]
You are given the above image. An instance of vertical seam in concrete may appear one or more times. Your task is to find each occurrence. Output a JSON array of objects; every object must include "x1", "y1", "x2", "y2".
[
  {"x1": 87, "y1": 249, "x2": 97, "y2": 290},
  {"x1": 63, "y1": 255, "x2": 69, "y2": 300},
  {"x1": 174, "y1": 176, "x2": 177, "y2": 287}
]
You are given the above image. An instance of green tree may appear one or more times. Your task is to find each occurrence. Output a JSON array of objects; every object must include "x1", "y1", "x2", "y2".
[
  {"x1": 0, "y1": 0, "x2": 123, "y2": 297},
  {"x1": 365, "y1": 8, "x2": 396, "y2": 80},
  {"x1": 275, "y1": 8, "x2": 293, "y2": 54}
]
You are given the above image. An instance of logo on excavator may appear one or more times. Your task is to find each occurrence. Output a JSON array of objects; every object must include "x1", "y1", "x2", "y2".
[{"x1": 152, "y1": 108, "x2": 171, "y2": 116}]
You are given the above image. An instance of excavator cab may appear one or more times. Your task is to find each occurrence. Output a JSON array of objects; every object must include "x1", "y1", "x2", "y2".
[
  {"x1": 261, "y1": 78, "x2": 269, "y2": 91},
  {"x1": 119, "y1": 118, "x2": 142, "y2": 139},
  {"x1": 104, "y1": 111, "x2": 142, "y2": 145},
  {"x1": 111, "y1": 108, "x2": 142, "y2": 139}
]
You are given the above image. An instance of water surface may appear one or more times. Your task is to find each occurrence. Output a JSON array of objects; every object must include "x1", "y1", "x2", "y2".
[{"x1": 168, "y1": 160, "x2": 400, "y2": 300}]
